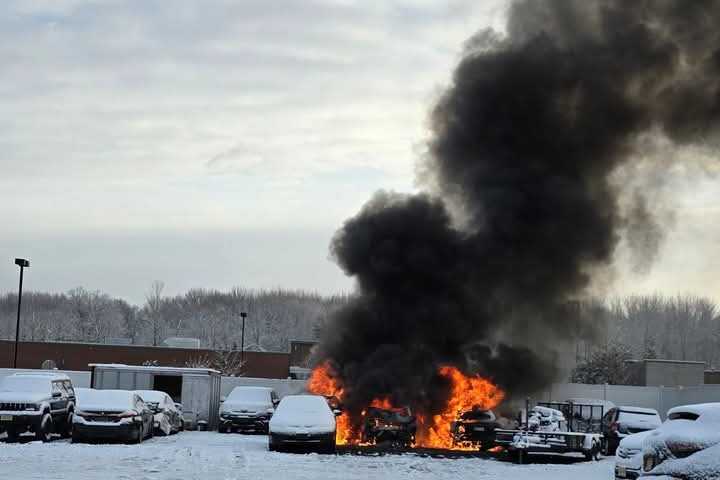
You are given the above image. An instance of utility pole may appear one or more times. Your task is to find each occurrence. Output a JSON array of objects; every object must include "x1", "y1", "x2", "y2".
[
  {"x1": 240, "y1": 312, "x2": 247, "y2": 367},
  {"x1": 13, "y1": 258, "x2": 30, "y2": 369}
]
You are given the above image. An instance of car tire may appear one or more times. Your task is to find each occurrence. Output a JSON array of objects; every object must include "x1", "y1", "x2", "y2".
[
  {"x1": 36, "y1": 413, "x2": 54, "y2": 443},
  {"x1": 60, "y1": 411, "x2": 74, "y2": 438},
  {"x1": 5, "y1": 427, "x2": 19, "y2": 443},
  {"x1": 130, "y1": 425, "x2": 143, "y2": 444},
  {"x1": 602, "y1": 438, "x2": 616, "y2": 456},
  {"x1": 71, "y1": 430, "x2": 83, "y2": 444},
  {"x1": 218, "y1": 424, "x2": 229, "y2": 434},
  {"x1": 179, "y1": 420, "x2": 184, "y2": 432}
]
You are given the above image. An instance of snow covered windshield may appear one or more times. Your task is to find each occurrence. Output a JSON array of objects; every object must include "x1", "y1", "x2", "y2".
[
  {"x1": 618, "y1": 410, "x2": 661, "y2": 425},
  {"x1": 0, "y1": 376, "x2": 50, "y2": 393},
  {"x1": 228, "y1": 387, "x2": 271, "y2": 403},
  {"x1": 77, "y1": 389, "x2": 135, "y2": 410}
]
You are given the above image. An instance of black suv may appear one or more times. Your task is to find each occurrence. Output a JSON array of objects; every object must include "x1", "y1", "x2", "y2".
[{"x1": 0, "y1": 372, "x2": 76, "y2": 442}]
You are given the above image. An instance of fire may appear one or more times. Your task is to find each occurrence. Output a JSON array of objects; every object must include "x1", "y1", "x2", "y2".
[
  {"x1": 307, "y1": 361, "x2": 505, "y2": 451},
  {"x1": 416, "y1": 366, "x2": 505, "y2": 449}
]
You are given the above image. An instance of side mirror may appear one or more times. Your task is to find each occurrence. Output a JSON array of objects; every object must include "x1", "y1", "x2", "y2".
[
  {"x1": 333, "y1": 409, "x2": 342, "y2": 417},
  {"x1": 175, "y1": 403, "x2": 183, "y2": 411},
  {"x1": 273, "y1": 399, "x2": 280, "y2": 407},
  {"x1": 266, "y1": 407, "x2": 275, "y2": 415},
  {"x1": 52, "y1": 391, "x2": 62, "y2": 398},
  {"x1": 220, "y1": 396, "x2": 226, "y2": 403}
]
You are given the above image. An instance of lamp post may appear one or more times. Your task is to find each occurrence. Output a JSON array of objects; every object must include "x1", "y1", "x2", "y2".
[
  {"x1": 13, "y1": 258, "x2": 29, "y2": 369},
  {"x1": 240, "y1": 311, "x2": 247, "y2": 366}
]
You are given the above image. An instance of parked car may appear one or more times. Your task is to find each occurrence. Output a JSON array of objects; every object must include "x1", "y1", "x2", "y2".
[
  {"x1": 72, "y1": 389, "x2": 154, "y2": 443},
  {"x1": 451, "y1": 407, "x2": 500, "y2": 450},
  {"x1": 602, "y1": 406, "x2": 662, "y2": 455},
  {"x1": 268, "y1": 395, "x2": 337, "y2": 453},
  {"x1": 361, "y1": 405, "x2": 417, "y2": 448},
  {"x1": 219, "y1": 386, "x2": 279, "y2": 433},
  {"x1": 615, "y1": 429, "x2": 654, "y2": 480},
  {"x1": 135, "y1": 390, "x2": 183, "y2": 435},
  {"x1": 643, "y1": 403, "x2": 720, "y2": 478},
  {"x1": 0, "y1": 372, "x2": 76, "y2": 442}
]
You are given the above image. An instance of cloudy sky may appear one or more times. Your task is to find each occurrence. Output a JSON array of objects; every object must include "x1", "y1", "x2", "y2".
[{"x1": 1, "y1": 0, "x2": 718, "y2": 305}]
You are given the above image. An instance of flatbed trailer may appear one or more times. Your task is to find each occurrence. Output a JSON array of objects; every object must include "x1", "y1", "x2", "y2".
[
  {"x1": 495, "y1": 428, "x2": 602, "y2": 463},
  {"x1": 489, "y1": 400, "x2": 605, "y2": 464}
]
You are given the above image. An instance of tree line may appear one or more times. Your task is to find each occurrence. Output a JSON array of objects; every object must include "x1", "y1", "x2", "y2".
[
  {"x1": 0, "y1": 283, "x2": 348, "y2": 353},
  {"x1": 572, "y1": 294, "x2": 720, "y2": 384},
  {"x1": 1, "y1": 287, "x2": 718, "y2": 373}
]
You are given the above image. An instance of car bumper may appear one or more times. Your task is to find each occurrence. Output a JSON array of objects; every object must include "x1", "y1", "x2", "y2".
[
  {"x1": 615, "y1": 464, "x2": 642, "y2": 480},
  {"x1": 0, "y1": 412, "x2": 43, "y2": 430},
  {"x1": 73, "y1": 423, "x2": 140, "y2": 441},
  {"x1": 270, "y1": 431, "x2": 335, "y2": 445},
  {"x1": 220, "y1": 415, "x2": 269, "y2": 429}
]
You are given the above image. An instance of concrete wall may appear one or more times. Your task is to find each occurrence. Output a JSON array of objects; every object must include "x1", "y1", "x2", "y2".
[
  {"x1": 0, "y1": 340, "x2": 290, "y2": 378},
  {"x1": 221, "y1": 376, "x2": 307, "y2": 398},
  {"x1": 644, "y1": 360, "x2": 705, "y2": 387},
  {"x1": 535, "y1": 382, "x2": 720, "y2": 418}
]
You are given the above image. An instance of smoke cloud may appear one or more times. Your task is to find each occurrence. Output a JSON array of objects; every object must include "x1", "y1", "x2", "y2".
[{"x1": 315, "y1": 0, "x2": 720, "y2": 415}]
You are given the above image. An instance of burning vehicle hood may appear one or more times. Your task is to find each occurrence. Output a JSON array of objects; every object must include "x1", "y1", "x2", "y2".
[{"x1": 0, "y1": 391, "x2": 48, "y2": 404}]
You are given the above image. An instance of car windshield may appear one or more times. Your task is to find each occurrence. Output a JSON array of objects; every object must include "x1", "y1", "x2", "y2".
[
  {"x1": 668, "y1": 411, "x2": 700, "y2": 421},
  {"x1": 77, "y1": 390, "x2": 134, "y2": 410},
  {"x1": 280, "y1": 396, "x2": 327, "y2": 413},
  {"x1": 618, "y1": 410, "x2": 661, "y2": 423},
  {"x1": 228, "y1": 388, "x2": 270, "y2": 403},
  {"x1": 0, "y1": 376, "x2": 50, "y2": 393}
]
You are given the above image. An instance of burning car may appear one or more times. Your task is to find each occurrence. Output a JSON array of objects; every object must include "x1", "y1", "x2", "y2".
[
  {"x1": 361, "y1": 405, "x2": 417, "y2": 448},
  {"x1": 643, "y1": 403, "x2": 720, "y2": 478},
  {"x1": 450, "y1": 407, "x2": 500, "y2": 450}
]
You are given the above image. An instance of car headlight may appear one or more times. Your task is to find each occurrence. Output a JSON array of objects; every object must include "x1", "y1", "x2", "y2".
[{"x1": 25, "y1": 404, "x2": 39, "y2": 411}]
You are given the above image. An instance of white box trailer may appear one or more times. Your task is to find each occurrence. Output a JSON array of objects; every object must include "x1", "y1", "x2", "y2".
[{"x1": 89, "y1": 364, "x2": 222, "y2": 430}]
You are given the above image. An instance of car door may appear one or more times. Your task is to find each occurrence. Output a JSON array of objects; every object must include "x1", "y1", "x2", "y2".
[
  {"x1": 63, "y1": 381, "x2": 76, "y2": 411},
  {"x1": 50, "y1": 381, "x2": 66, "y2": 418}
]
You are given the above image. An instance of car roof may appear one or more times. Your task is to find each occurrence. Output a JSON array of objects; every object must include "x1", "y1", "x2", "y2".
[
  {"x1": 11, "y1": 372, "x2": 71, "y2": 381},
  {"x1": 667, "y1": 402, "x2": 720, "y2": 420},
  {"x1": 618, "y1": 406, "x2": 659, "y2": 415}
]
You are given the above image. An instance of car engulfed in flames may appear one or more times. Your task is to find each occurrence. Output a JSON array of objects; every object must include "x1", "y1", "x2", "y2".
[{"x1": 307, "y1": 362, "x2": 505, "y2": 451}]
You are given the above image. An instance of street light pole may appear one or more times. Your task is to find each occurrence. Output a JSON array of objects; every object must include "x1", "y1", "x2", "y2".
[
  {"x1": 240, "y1": 312, "x2": 247, "y2": 367},
  {"x1": 13, "y1": 258, "x2": 30, "y2": 369}
]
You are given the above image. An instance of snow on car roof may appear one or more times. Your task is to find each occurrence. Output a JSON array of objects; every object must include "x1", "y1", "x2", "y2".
[
  {"x1": 135, "y1": 390, "x2": 169, "y2": 403},
  {"x1": 11, "y1": 372, "x2": 70, "y2": 381},
  {"x1": 667, "y1": 403, "x2": 720, "y2": 421},
  {"x1": 76, "y1": 389, "x2": 136, "y2": 410}
]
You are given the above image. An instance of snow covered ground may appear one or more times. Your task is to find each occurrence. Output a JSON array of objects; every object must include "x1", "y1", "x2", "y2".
[{"x1": 0, "y1": 432, "x2": 614, "y2": 480}]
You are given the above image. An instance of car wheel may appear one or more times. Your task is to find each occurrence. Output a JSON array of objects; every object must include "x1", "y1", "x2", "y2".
[
  {"x1": 60, "y1": 411, "x2": 74, "y2": 438},
  {"x1": 5, "y1": 427, "x2": 19, "y2": 443},
  {"x1": 36, "y1": 413, "x2": 54, "y2": 442},
  {"x1": 602, "y1": 438, "x2": 616, "y2": 456},
  {"x1": 131, "y1": 425, "x2": 143, "y2": 444},
  {"x1": 179, "y1": 420, "x2": 184, "y2": 432},
  {"x1": 218, "y1": 424, "x2": 228, "y2": 433},
  {"x1": 71, "y1": 430, "x2": 83, "y2": 444}
]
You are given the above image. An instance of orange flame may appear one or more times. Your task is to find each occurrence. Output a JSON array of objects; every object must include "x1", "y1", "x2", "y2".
[
  {"x1": 307, "y1": 362, "x2": 505, "y2": 450},
  {"x1": 416, "y1": 366, "x2": 505, "y2": 449}
]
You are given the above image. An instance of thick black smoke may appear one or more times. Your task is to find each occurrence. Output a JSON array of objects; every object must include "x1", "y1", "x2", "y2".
[{"x1": 315, "y1": 0, "x2": 720, "y2": 414}]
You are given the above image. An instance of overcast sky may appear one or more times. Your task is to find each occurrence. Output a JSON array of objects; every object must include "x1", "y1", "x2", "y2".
[{"x1": 1, "y1": 0, "x2": 718, "y2": 305}]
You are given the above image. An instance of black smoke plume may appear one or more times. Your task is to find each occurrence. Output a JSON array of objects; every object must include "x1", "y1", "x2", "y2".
[{"x1": 315, "y1": 0, "x2": 720, "y2": 415}]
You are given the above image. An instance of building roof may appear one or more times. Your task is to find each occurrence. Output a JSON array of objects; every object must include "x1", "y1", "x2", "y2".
[{"x1": 89, "y1": 364, "x2": 220, "y2": 375}]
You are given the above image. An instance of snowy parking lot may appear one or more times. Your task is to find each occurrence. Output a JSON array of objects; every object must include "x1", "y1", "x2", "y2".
[{"x1": 0, "y1": 432, "x2": 614, "y2": 480}]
